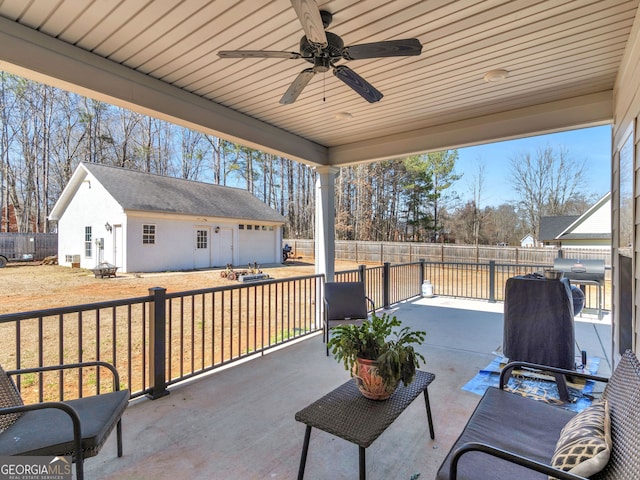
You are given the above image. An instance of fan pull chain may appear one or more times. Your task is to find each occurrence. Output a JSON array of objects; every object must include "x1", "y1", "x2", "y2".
[{"x1": 323, "y1": 72, "x2": 326, "y2": 102}]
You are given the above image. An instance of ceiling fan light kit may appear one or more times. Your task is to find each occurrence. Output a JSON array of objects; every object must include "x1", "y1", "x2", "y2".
[{"x1": 218, "y1": 0, "x2": 423, "y2": 104}]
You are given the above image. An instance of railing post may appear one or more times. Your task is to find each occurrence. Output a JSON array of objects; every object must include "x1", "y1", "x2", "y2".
[
  {"x1": 419, "y1": 258, "x2": 425, "y2": 286},
  {"x1": 358, "y1": 264, "x2": 367, "y2": 283},
  {"x1": 488, "y1": 260, "x2": 496, "y2": 303},
  {"x1": 383, "y1": 262, "x2": 391, "y2": 309},
  {"x1": 147, "y1": 287, "x2": 170, "y2": 399}
]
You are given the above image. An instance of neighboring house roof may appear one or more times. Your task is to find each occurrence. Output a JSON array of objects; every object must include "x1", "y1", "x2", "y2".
[
  {"x1": 538, "y1": 216, "x2": 579, "y2": 242},
  {"x1": 520, "y1": 234, "x2": 535, "y2": 246},
  {"x1": 556, "y1": 192, "x2": 611, "y2": 241},
  {"x1": 538, "y1": 192, "x2": 611, "y2": 242},
  {"x1": 50, "y1": 163, "x2": 286, "y2": 223}
]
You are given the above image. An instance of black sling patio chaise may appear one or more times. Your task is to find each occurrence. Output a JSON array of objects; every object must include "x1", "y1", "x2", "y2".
[
  {"x1": 0, "y1": 361, "x2": 129, "y2": 480},
  {"x1": 437, "y1": 350, "x2": 640, "y2": 479}
]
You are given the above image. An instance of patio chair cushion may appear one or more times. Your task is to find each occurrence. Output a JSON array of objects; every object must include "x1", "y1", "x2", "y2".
[
  {"x1": 0, "y1": 366, "x2": 23, "y2": 432},
  {"x1": 436, "y1": 387, "x2": 576, "y2": 480},
  {"x1": 549, "y1": 400, "x2": 611, "y2": 478},
  {"x1": 0, "y1": 389, "x2": 129, "y2": 458}
]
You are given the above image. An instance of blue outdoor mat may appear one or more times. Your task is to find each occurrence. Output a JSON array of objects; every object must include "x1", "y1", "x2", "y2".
[{"x1": 462, "y1": 356, "x2": 601, "y2": 413}]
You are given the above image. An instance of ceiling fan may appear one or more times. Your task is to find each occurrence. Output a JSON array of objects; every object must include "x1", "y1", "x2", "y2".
[{"x1": 217, "y1": 0, "x2": 423, "y2": 104}]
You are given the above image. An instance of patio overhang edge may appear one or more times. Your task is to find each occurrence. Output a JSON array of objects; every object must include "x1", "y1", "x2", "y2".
[
  {"x1": 0, "y1": 16, "x2": 328, "y2": 167},
  {"x1": 328, "y1": 91, "x2": 613, "y2": 166}
]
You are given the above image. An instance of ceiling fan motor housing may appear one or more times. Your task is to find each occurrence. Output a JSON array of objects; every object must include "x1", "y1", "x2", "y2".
[{"x1": 300, "y1": 31, "x2": 344, "y2": 60}]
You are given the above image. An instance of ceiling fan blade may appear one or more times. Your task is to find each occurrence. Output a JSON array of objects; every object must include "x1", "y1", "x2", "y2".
[
  {"x1": 342, "y1": 38, "x2": 423, "y2": 60},
  {"x1": 290, "y1": 0, "x2": 327, "y2": 47},
  {"x1": 218, "y1": 50, "x2": 301, "y2": 59},
  {"x1": 333, "y1": 66, "x2": 383, "y2": 103},
  {"x1": 280, "y1": 68, "x2": 316, "y2": 104}
]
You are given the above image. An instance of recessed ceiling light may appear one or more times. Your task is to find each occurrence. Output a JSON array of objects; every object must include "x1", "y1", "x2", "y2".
[
  {"x1": 483, "y1": 69, "x2": 509, "y2": 82},
  {"x1": 335, "y1": 112, "x2": 353, "y2": 120}
]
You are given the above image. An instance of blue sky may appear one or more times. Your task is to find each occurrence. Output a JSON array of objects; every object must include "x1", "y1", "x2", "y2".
[{"x1": 453, "y1": 125, "x2": 612, "y2": 207}]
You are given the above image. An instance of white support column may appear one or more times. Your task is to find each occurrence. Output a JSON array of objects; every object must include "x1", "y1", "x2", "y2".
[{"x1": 315, "y1": 166, "x2": 338, "y2": 281}]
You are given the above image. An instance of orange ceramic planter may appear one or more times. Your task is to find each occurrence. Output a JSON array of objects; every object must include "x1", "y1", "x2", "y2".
[{"x1": 352, "y1": 357, "x2": 398, "y2": 400}]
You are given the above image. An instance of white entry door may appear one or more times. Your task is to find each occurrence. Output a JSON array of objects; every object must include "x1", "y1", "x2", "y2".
[
  {"x1": 194, "y1": 227, "x2": 211, "y2": 268},
  {"x1": 215, "y1": 228, "x2": 233, "y2": 266},
  {"x1": 112, "y1": 225, "x2": 123, "y2": 268}
]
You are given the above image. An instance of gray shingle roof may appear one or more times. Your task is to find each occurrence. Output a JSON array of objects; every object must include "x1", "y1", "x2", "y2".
[
  {"x1": 83, "y1": 163, "x2": 285, "y2": 223},
  {"x1": 538, "y1": 215, "x2": 579, "y2": 241}
]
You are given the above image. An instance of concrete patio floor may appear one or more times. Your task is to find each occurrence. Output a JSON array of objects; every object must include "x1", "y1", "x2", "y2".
[{"x1": 86, "y1": 297, "x2": 612, "y2": 480}]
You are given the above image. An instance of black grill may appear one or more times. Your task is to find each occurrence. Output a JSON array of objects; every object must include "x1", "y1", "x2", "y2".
[{"x1": 553, "y1": 258, "x2": 605, "y2": 284}]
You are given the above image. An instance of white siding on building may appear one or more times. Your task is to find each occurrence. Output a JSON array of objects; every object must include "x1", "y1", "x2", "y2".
[
  {"x1": 56, "y1": 175, "x2": 124, "y2": 269},
  {"x1": 571, "y1": 199, "x2": 611, "y2": 234},
  {"x1": 52, "y1": 165, "x2": 285, "y2": 273}
]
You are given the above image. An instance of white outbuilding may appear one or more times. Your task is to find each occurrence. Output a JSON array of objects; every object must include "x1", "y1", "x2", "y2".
[{"x1": 49, "y1": 163, "x2": 286, "y2": 273}]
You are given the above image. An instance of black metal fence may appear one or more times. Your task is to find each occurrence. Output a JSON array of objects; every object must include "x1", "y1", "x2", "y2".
[{"x1": 0, "y1": 259, "x2": 608, "y2": 402}]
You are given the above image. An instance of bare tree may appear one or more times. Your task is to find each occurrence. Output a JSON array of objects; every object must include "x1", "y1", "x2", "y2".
[
  {"x1": 509, "y1": 145, "x2": 587, "y2": 241},
  {"x1": 467, "y1": 161, "x2": 485, "y2": 245},
  {"x1": 425, "y1": 150, "x2": 462, "y2": 241},
  {"x1": 484, "y1": 203, "x2": 525, "y2": 245},
  {"x1": 178, "y1": 128, "x2": 208, "y2": 180}
]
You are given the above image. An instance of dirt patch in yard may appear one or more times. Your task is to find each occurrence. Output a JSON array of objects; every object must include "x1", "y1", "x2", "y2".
[{"x1": 0, "y1": 259, "x2": 362, "y2": 315}]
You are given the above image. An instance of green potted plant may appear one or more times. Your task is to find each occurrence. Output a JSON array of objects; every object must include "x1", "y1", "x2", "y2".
[{"x1": 327, "y1": 312, "x2": 426, "y2": 400}]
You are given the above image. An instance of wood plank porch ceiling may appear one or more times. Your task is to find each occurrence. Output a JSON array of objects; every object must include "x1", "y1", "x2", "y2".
[{"x1": 0, "y1": 0, "x2": 637, "y2": 166}]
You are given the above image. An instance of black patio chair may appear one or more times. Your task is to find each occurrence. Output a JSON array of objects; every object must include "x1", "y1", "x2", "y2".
[
  {"x1": 324, "y1": 281, "x2": 374, "y2": 355},
  {"x1": 0, "y1": 361, "x2": 130, "y2": 480}
]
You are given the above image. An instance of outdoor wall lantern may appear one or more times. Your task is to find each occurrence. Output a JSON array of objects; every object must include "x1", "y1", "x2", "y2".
[
  {"x1": 215, "y1": 226, "x2": 220, "y2": 233},
  {"x1": 105, "y1": 222, "x2": 112, "y2": 233}
]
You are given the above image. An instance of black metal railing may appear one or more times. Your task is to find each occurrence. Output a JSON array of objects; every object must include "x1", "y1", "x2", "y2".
[
  {"x1": 0, "y1": 275, "x2": 324, "y2": 402},
  {"x1": 0, "y1": 296, "x2": 151, "y2": 402},
  {"x1": 0, "y1": 259, "x2": 609, "y2": 402},
  {"x1": 418, "y1": 260, "x2": 607, "y2": 312}
]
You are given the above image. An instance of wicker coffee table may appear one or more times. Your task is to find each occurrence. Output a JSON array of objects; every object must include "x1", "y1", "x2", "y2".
[{"x1": 295, "y1": 370, "x2": 436, "y2": 480}]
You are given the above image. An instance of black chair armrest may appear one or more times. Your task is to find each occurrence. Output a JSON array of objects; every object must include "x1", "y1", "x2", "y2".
[
  {"x1": 365, "y1": 296, "x2": 374, "y2": 311},
  {"x1": 6, "y1": 361, "x2": 122, "y2": 391},
  {"x1": 499, "y1": 361, "x2": 610, "y2": 389},
  {"x1": 450, "y1": 442, "x2": 588, "y2": 480}
]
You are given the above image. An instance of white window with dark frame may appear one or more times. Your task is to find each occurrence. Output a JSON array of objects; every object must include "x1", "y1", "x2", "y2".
[
  {"x1": 84, "y1": 226, "x2": 92, "y2": 258},
  {"x1": 143, "y1": 224, "x2": 156, "y2": 245},
  {"x1": 196, "y1": 229, "x2": 208, "y2": 249}
]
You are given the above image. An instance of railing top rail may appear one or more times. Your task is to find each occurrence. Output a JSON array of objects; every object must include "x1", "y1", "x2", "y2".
[
  {"x1": 493, "y1": 262, "x2": 550, "y2": 268},
  {"x1": 0, "y1": 295, "x2": 153, "y2": 324},
  {"x1": 421, "y1": 260, "x2": 494, "y2": 267},
  {"x1": 335, "y1": 269, "x2": 360, "y2": 275},
  {"x1": 389, "y1": 262, "x2": 418, "y2": 268}
]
